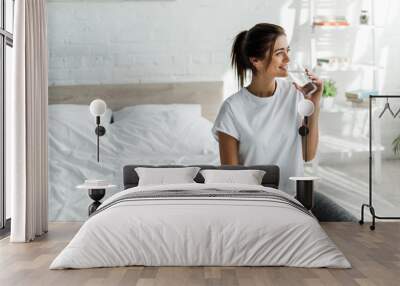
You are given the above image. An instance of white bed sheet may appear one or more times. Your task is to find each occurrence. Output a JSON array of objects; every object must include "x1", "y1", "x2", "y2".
[
  {"x1": 50, "y1": 183, "x2": 351, "y2": 269},
  {"x1": 48, "y1": 105, "x2": 219, "y2": 221}
]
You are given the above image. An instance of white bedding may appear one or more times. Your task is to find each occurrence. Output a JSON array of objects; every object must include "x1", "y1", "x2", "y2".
[
  {"x1": 50, "y1": 183, "x2": 351, "y2": 269},
  {"x1": 48, "y1": 104, "x2": 219, "y2": 221}
]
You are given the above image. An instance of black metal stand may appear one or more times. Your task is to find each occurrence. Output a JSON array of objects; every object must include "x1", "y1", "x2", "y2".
[
  {"x1": 88, "y1": 188, "x2": 105, "y2": 216},
  {"x1": 359, "y1": 95, "x2": 400, "y2": 230},
  {"x1": 299, "y1": 116, "x2": 310, "y2": 161},
  {"x1": 296, "y1": 180, "x2": 314, "y2": 210},
  {"x1": 94, "y1": 116, "x2": 106, "y2": 163}
]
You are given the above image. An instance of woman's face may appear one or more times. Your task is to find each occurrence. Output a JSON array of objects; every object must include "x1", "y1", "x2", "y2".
[{"x1": 252, "y1": 35, "x2": 290, "y2": 78}]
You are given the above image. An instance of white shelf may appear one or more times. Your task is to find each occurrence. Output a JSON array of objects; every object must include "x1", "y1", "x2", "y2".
[
  {"x1": 312, "y1": 25, "x2": 384, "y2": 31},
  {"x1": 315, "y1": 65, "x2": 384, "y2": 72},
  {"x1": 319, "y1": 135, "x2": 384, "y2": 155},
  {"x1": 356, "y1": 24, "x2": 385, "y2": 30}
]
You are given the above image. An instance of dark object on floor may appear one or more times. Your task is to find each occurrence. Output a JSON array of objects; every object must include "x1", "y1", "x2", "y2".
[{"x1": 313, "y1": 192, "x2": 356, "y2": 222}]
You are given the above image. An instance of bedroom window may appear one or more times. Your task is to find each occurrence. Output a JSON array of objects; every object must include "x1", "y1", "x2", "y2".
[{"x1": 0, "y1": 0, "x2": 14, "y2": 233}]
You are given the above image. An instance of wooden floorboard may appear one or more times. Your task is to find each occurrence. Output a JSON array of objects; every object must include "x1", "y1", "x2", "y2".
[{"x1": 0, "y1": 222, "x2": 399, "y2": 286}]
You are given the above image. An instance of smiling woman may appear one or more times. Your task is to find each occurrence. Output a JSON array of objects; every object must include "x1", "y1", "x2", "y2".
[{"x1": 213, "y1": 23, "x2": 323, "y2": 196}]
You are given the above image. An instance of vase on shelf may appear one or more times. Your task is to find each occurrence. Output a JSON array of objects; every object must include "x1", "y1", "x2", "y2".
[{"x1": 321, "y1": 79, "x2": 337, "y2": 110}]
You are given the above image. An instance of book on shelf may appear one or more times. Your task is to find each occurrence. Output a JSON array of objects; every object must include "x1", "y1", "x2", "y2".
[
  {"x1": 345, "y1": 89, "x2": 378, "y2": 102},
  {"x1": 313, "y1": 16, "x2": 350, "y2": 27},
  {"x1": 317, "y1": 57, "x2": 350, "y2": 70}
]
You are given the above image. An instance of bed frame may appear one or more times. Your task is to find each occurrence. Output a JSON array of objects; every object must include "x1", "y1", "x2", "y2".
[
  {"x1": 123, "y1": 165, "x2": 280, "y2": 190},
  {"x1": 48, "y1": 81, "x2": 224, "y2": 122},
  {"x1": 121, "y1": 165, "x2": 360, "y2": 222}
]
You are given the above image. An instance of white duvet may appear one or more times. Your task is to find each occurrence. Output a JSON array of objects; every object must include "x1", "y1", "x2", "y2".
[{"x1": 50, "y1": 183, "x2": 351, "y2": 269}]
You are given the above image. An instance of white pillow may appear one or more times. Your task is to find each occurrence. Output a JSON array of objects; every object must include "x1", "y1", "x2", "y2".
[
  {"x1": 110, "y1": 104, "x2": 218, "y2": 155},
  {"x1": 113, "y1": 104, "x2": 202, "y2": 122},
  {"x1": 200, "y1": 169, "x2": 266, "y2": 185},
  {"x1": 48, "y1": 104, "x2": 113, "y2": 126},
  {"x1": 135, "y1": 167, "x2": 201, "y2": 186}
]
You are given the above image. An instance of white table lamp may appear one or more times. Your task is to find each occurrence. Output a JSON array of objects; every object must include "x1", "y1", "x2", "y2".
[
  {"x1": 89, "y1": 99, "x2": 107, "y2": 162},
  {"x1": 298, "y1": 98, "x2": 314, "y2": 117},
  {"x1": 90, "y1": 99, "x2": 107, "y2": 116}
]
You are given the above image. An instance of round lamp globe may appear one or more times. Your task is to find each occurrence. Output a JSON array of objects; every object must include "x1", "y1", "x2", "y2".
[{"x1": 89, "y1": 99, "x2": 107, "y2": 117}]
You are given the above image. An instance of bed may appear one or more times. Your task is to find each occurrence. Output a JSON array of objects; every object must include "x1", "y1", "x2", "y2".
[{"x1": 50, "y1": 165, "x2": 350, "y2": 269}]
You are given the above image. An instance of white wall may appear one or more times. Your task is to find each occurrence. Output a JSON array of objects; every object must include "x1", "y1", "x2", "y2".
[
  {"x1": 48, "y1": 0, "x2": 307, "y2": 91},
  {"x1": 48, "y1": 0, "x2": 400, "y2": 91}
]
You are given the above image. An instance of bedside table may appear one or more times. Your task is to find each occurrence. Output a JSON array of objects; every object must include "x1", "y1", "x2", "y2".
[
  {"x1": 76, "y1": 180, "x2": 116, "y2": 216},
  {"x1": 289, "y1": 177, "x2": 319, "y2": 210}
]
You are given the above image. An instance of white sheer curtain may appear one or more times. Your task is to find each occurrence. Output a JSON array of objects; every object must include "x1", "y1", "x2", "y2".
[{"x1": 9, "y1": 0, "x2": 48, "y2": 242}]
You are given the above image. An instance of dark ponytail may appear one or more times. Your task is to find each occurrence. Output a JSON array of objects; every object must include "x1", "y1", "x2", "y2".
[
  {"x1": 231, "y1": 30, "x2": 249, "y2": 88},
  {"x1": 231, "y1": 23, "x2": 286, "y2": 88}
]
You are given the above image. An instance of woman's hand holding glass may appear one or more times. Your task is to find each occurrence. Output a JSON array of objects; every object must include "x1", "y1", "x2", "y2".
[{"x1": 293, "y1": 68, "x2": 323, "y2": 107}]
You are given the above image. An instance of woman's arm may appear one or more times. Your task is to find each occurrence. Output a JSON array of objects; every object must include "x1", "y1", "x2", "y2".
[
  {"x1": 217, "y1": 131, "x2": 239, "y2": 165},
  {"x1": 302, "y1": 102, "x2": 320, "y2": 161}
]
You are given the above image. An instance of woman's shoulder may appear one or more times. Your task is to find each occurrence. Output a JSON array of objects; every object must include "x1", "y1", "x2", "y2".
[{"x1": 223, "y1": 88, "x2": 246, "y2": 106}]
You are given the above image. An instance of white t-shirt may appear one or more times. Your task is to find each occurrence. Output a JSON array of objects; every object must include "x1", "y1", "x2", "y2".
[{"x1": 212, "y1": 78, "x2": 304, "y2": 194}]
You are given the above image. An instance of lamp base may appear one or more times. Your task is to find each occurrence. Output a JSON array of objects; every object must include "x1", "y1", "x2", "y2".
[
  {"x1": 88, "y1": 188, "x2": 105, "y2": 215},
  {"x1": 95, "y1": 126, "x2": 106, "y2": 136},
  {"x1": 298, "y1": 125, "x2": 309, "y2": 136}
]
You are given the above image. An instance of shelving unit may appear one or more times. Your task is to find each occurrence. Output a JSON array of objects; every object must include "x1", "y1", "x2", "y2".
[
  {"x1": 305, "y1": 0, "x2": 384, "y2": 182},
  {"x1": 308, "y1": 0, "x2": 381, "y2": 94}
]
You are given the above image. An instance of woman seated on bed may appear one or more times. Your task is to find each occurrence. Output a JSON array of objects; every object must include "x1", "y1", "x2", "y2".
[{"x1": 212, "y1": 23, "x2": 354, "y2": 221}]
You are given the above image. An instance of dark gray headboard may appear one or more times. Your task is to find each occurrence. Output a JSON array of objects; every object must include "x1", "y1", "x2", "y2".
[{"x1": 123, "y1": 165, "x2": 280, "y2": 189}]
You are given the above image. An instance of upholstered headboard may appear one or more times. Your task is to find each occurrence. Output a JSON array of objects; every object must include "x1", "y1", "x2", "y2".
[
  {"x1": 48, "y1": 81, "x2": 224, "y2": 122},
  {"x1": 123, "y1": 165, "x2": 280, "y2": 189}
]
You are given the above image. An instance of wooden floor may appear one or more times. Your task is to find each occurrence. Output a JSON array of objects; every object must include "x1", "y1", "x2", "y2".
[{"x1": 1, "y1": 222, "x2": 399, "y2": 286}]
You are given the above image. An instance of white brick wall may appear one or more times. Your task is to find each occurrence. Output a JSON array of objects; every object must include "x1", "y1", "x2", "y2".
[
  {"x1": 48, "y1": 0, "x2": 298, "y2": 87},
  {"x1": 48, "y1": 0, "x2": 400, "y2": 92}
]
